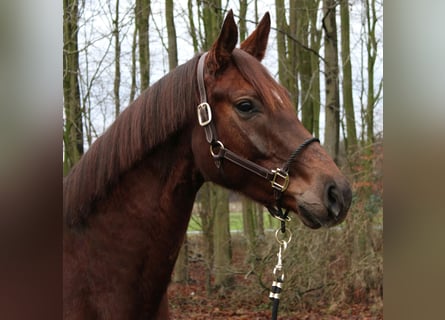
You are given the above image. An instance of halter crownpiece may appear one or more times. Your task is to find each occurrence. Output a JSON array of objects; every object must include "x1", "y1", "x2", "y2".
[{"x1": 196, "y1": 52, "x2": 319, "y2": 220}]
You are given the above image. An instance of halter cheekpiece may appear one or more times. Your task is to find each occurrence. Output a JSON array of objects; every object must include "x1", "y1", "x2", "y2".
[{"x1": 196, "y1": 52, "x2": 319, "y2": 221}]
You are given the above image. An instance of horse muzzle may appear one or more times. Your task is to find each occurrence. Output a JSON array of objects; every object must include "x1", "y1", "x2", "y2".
[{"x1": 293, "y1": 177, "x2": 352, "y2": 229}]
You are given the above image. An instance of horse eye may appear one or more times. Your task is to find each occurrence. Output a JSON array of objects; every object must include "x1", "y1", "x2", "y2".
[{"x1": 235, "y1": 100, "x2": 255, "y2": 114}]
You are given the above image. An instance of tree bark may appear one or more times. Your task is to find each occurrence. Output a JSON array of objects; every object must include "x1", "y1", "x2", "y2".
[
  {"x1": 239, "y1": 0, "x2": 248, "y2": 42},
  {"x1": 298, "y1": 0, "x2": 313, "y2": 131},
  {"x1": 323, "y1": 0, "x2": 340, "y2": 163},
  {"x1": 113, "y1": 0, "x2": 121, "y2": 118},
  {"x1": 173, "y1": 238, "x2": 189, "y2": 283},
  {"x1": 275, "y1": 0, "x2": 289, "y2": 89},
  {"x1": 288, "y1": 0, "x2": 299, "y2": 110},
  {"x1": 198, "y1": 183, "x2": 215, "y2": 294},
  {"x1": 242, "y1": 197, "x2": 257, "y2": 267},
  {"x1": 166, "y1": 0, "x2": 178, "y2": 70},
  {"x1": 365, "y1": 0, "x2": 379, "y2": 143},
  {"x1": 213, "y1": 187, "x2": 232, "y2": 289},
  {"x1": 136, "y1": 0, "x2": 150, "y2": 90},
  {"x1": 129, "y1": 21, "x2": 137, "y2": 103},
  {"x1": 340, "y1": 0, "x2": 357, "y2": 151},
  {"x1": 63, "y1": 0, "x2": 83, "y2": 174},
  {"x1": 201, "y1": 0, "x2": 223, "y2": 50},
  {"x1": 309, "y1": 0, "x2": 322, "y2": 138},
  {"x1": 187, "y1": 0, "x2": 199, "y2": 53}
]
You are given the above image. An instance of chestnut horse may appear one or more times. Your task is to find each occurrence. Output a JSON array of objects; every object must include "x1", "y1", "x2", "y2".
[{"x1": 63, "y1": 11, "x2": 351, "y2": 319}]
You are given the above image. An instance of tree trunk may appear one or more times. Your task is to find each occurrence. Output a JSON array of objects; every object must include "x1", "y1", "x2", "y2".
[
  {"x1": 340, "y1": 0, "x2": 357, "y2": 151},
  {"x1": 201, "y1": 0, "x2": 223, "y2": 50},
  {"x1": 298, "y1": 1, "x2": 313, "y2": 132},
  {"x1": 239, "y1": 0, "x2": 248, "y2": 42},
  {"x1": 365, "y1": 0, "x2": 379, "y2": 143},
  {"x1": 242, "y1": 197, "x2": 257, "y2": 267},
  {"x1": 129, "y1": 21, "x2": 137, "y2": 104},
  {"x1": 136, "y1": 0, "x2": 150, "y2": 90},
  {"x1": 213, "y1": 187, "x2": 232, "y2": 289},
  {"x1": 187, "y1": 0, "x2": 199, "y2": 53},
  {"x1": 113, "y1": 0, "x2": 121, "y2": 118},
  {"x1": 309, "y1": 0, "x2": 322, "y2": 138},
  {"x1": 275, "y1": 0, "x2": 289, "y2": 89},
  {"x1": 256, "y1": 203, "x2": 265, "y2": 239},
  {"x1": 63, "y1": 0, "x2": 83, "y2": 175},
  {"x1": 198, "y1": 183, "x2": 215, "y2": 294},
  {"x1": 165, "y1": 0, "x2": 178, "y2": 70},
  {"x1": 288, "y1": 0, "x2": 299, "y2": 110},
  {"x1": 173, "y1": 238, "x2": 189, "y2": 283},
  {"x1": 323, "y1": 0, "x2": 340, "y2": 163}
]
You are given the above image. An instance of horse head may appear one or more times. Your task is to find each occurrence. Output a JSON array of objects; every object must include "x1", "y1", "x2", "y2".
[{"x1": 192, "y1": 11, "x2": 351, "y2": 229}]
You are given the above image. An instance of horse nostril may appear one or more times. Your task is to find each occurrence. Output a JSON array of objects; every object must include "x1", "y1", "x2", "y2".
[{"x1": 325, "y1": 183, "x2": 343, "y2": 218}]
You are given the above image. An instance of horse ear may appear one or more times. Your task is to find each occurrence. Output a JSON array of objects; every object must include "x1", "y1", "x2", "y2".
[
  {"x1": 240, "y1": 12, "x2": 271, "y2": 61},
  {"x1": 207, "y1": 10, "x2": 238, "y2": 74}
]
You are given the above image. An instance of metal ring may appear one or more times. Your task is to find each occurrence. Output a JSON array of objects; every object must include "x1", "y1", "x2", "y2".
[
  {"x1": 210, "y1": 140, "x2": 224, "y2": 158},
  {"x1": 275, "y1": 228, "x2": 292, "y2": 245},
  {"x1": 271, "y1": 212, "x2": 291, "y2": 223}
]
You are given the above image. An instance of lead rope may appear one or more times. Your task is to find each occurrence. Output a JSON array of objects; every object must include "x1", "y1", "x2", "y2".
[{"x1": 269, "y1": 226, "x2": 292, "y2": 320}]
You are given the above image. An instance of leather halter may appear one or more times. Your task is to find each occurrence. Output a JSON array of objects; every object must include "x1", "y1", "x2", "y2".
[{"x1": 196, "y1": 52, "x2": 319, "y2": 221}]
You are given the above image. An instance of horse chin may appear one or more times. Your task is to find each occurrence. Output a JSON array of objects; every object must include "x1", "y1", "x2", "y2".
[
  {"x1": 282, "y1": 192, "x2": 326, "y2": 229},
  {"x1": 294, "y1": 205, "x2": 323, "y2": 229},
  {"x1": 294, "y1": 201, "x2": 345, "y2": 229}
]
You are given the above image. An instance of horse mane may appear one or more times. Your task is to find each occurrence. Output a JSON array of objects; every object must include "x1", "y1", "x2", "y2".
[{"x1": 63, "y1": 55, "x2": 201, "y2": 227}]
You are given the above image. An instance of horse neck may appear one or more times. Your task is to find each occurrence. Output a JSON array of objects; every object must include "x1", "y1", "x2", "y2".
[
  {"x1": 92, "y1": 132, "x2": 202, "y2": 252},
  {"x1": 65, "y1": 132, "x2": 203, "y2": 317}
]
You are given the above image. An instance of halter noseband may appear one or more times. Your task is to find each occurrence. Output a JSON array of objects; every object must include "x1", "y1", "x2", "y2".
[{"x1": 196, "y1": 52, "x2": 319, "y2": 221}]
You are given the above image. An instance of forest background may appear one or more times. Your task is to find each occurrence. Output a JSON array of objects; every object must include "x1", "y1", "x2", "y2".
[
  {"x1": 63, "y1": 0, "x2": 383, "y2": 318},
  {"x1": 4, "y1": 1, "x2": 445, "y2": 320}
]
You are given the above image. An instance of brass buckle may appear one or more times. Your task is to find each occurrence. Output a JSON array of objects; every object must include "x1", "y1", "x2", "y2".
[
  {"x1": 271, "y1": 169, "x2": 289, "y2": 192},
  {"x1": 197, "y1": 102, "x2": 212, "y2": 126}
]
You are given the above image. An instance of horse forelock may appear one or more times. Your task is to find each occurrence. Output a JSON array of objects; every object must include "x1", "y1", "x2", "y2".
[{"x1": 63, "y1": 55, "x2": 201, "y2": 227}]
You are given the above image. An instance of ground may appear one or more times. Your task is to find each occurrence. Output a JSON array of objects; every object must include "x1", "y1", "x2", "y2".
[{"x1": 168, "y1": 235, "x2": 382, "y2": 320}]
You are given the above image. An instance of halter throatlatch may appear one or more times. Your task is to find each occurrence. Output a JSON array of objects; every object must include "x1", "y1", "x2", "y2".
[{"x1": 196, "y1": 52, "x2": 319, "y2": 221}]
